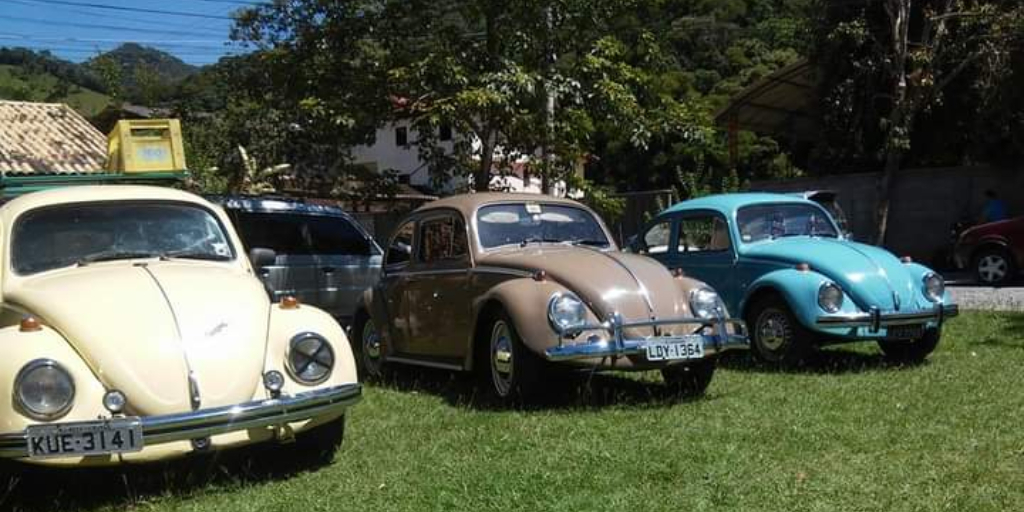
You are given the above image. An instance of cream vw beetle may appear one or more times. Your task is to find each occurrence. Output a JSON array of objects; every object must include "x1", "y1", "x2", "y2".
[{"x1": 0, "y1": 186, "x2": 360, "y2": 466}]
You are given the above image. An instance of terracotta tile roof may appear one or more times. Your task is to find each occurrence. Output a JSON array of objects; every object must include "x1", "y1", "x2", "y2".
[{"x1": 0, "y1": 101, "x2": 107, "y2": 175}]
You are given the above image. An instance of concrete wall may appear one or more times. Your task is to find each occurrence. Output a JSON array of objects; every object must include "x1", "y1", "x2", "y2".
[{"x1": 750, "y1": 166, "x2": 1024, "y2": 266}]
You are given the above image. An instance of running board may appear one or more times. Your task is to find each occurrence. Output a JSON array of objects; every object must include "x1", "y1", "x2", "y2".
[{"x1": 387, "y1": 355, "x2": 464, "y2": 371}]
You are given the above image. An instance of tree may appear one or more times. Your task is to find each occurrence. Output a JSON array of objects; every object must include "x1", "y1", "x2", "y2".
[{"x1": 816, "y1": 0, "x2": 1024, "y2": 244}]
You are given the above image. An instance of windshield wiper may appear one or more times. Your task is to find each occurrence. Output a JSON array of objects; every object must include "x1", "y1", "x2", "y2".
[
  {"x1": 160, "y1": 250, "x2": 231, "y2": 261},
  {"x1": 519, "y1": 237, "x2": 563, "y2": 247},
  {"x1": 570, "y1": 239, "x2": 610, "y2": 247},
  {"x1": 77, "y1": 250, "x2": 158, "y2": 266}
]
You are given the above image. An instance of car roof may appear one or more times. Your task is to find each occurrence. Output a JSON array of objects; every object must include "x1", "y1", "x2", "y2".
[
  {"x1": 1, "y1": 185, "x2": 213, "y2": 217},
  {"x1": 416, "y1": 192, "x2": 585, "y2": 218},
  {"x1": 664, "y1": 192, "x2": 817, "y2": 215},
  {"x1": 208, "y1": 195, "x2": 353, "y2": 218}
]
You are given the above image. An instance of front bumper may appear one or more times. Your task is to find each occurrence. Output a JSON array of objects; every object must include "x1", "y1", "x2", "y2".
[
  {"x1": 816, "y1": 304, "x2": 959, "y2": 332},
  {"x1": 544, "y1": 313, "x2": 748, "y2": 362},
  {"x1": 0, "y1": 383, "x2": 361, "y2": 459}
]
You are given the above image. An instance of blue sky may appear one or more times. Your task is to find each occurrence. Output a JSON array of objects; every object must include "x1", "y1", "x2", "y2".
[{"x1": 0, "y1": 0, "x2": 251, "y2": 66}]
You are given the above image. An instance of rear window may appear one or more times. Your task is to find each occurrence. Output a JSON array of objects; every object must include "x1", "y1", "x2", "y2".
[{"x1": 231, "y1": 212, "x2": 375, "y2": 256}]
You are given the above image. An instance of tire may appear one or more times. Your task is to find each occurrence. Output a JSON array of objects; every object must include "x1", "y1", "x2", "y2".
[
  {"x1": 745, "y1": 294, "x2": 813, "y2": 364},
  {"x1": 352, "y1": 310, "x2": 385, "y2": 380},
  {"x1": 974, "y1": 247, "x2": 1016, "y2": 286},
  {"x1": 878, "y1": 327, "x2": 940, "y2": 364},
  {"x1": 477, "y1": 310, "x2": 546, "y2": 402},
  {"x1": 294, "y1": 415, "x2": 346, "y2": 465},
  {"x1": 661, "y1": 358, "x2": 715, "y2": 397}
]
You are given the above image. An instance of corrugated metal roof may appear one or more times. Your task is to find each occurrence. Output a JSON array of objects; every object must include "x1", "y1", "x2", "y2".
[{"x1": 0, "y1": 100, "x2": 107, "y2": 175}]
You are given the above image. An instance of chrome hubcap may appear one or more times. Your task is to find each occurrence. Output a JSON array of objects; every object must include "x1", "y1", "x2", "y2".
[
  {"x1": 757, "y1": 310, "x2": 788, "y2": 351},
  {"x1": 362, "y1": 319, "x2": 382, "y2": 372},
  {"x1": 978, "y1": 255, "x2": 1008, "y2": 283},
  {"x1": 490, "y1": 321, "x2": 514, "y2": 396}
]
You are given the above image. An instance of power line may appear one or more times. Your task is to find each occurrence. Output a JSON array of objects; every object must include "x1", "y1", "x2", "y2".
[
  {"x1": 2, "y1": 45, "x2": 240, "y2": 57},
  {"x1": 0, "y1": 33, "x2": 238, "y2": 47},
  {"x1": 179, "y1": 0, "x2": 268, "y2": 5},
  {"x1": 1, "y1": 38, "x2": 238, "y2": 52},
  {"x1": 0, "y1": 14, "x2": 234, "y2": 38},
  {"x1": 12, "y1": 0, "x2": 235, "y2": 20},
  {"x1": 5, "y1": 0, "x2": 230, "y2": 35}
]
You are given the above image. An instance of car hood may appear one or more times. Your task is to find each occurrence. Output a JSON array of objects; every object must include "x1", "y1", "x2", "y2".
[
  {"x1": 742, "y1": 237, "x2": 922, "y2": 311},
  {"x1": 7, "y1": 261, "x2": 270, "y2": 416},
  {"x1": 478, "y1": 245, "x2": 693, "y2": 326}
]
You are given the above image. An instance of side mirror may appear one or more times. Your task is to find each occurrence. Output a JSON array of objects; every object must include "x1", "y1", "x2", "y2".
[{"x1": 249, "y1": 247, "x2": 277, "y2": 272}]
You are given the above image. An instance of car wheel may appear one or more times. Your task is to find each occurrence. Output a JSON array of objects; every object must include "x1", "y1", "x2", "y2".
[
  {"x1": 661, "y1": 358, "x2": 715, "y2": 397},
  {"x1": 482, "y1": 311, "x2": 545, "y2": 401},
  {"x1": 878, "y1": 327, "x2": 940, "y2": 364},
  {"x1": 352, "y1": 310, "x2": 385, "y2": 379},
  {"x1": 974, "y1": 247, "x2": 1016, "y2": 286},
  {"x1": 294, "y1": 414, "x2": 345, "y2": 465},
  {"x1": 746, "y1": 295, "x2": 812, "y2": 364}
]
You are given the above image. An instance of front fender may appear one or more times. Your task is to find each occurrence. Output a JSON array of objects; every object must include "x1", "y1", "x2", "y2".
[
  {"x1": 744, "y1": 269, "x2": 831, "y2": 329},
  {"x1": 265, "y1": 303, "x2": 358, "y2": 397},
  {"x1": 0, "y1": 325, "x2": 108, "y2": 435},
  {"x1": 904, "y1": 262, "x2": 956, "y2": 304}
]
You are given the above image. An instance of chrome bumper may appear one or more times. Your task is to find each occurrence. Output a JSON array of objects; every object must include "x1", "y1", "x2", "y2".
[
  {"x1": 544, "y1": 313, "x2": 748, "y2": 362},
  {"x1": 816, "y1": 304, "x2": 959, "y2": 332},
  {"x1": 0, "y1": 383, "x2": 361, "y2": 459}
]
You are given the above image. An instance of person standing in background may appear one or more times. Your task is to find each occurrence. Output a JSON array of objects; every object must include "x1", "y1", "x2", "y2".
[{"x1": 980, "y1": 189, "x2": 1008, "y2": 224}]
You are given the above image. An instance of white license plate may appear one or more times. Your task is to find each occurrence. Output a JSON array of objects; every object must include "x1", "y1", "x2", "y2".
[
  {"x1": 644, "y1": 336, "x2": 705, "y2": 361},
  {"x1": 27, "y1": 418, "x2": 144, "y2": 459}
]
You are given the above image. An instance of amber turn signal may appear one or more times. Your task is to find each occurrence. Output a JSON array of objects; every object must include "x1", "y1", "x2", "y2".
[
  {"x1": 280, "y1": 296, "x2": 300, "y2": 310},
  {"x1": 901, "y1": 256, "x2": 913, "y2": 264},
  {"x1": 672, "y1": 268, "x2": 685, "y2": 278},
  {"x1": 19, "y1": 316, "x2": 42, "y2": 332},
  {"x1": 796, "y1": 263, "x2": 811, "y2": 272},
  {"x1": 532, "y1": 270, "x2": 547, "y2": 282}
]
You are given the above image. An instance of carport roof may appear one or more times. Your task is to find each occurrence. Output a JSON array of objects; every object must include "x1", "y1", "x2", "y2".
[{"x1": 714, "y1": 59, "x2": 820, "y2": 141}]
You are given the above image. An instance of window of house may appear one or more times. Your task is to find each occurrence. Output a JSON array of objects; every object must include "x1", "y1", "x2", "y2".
[
  {"x1": 418, "y1": 215, "x2": 468, "y2": 263},
  {"x1": 395, "y1": 126, "x2": 408, "y2": 147},
  {"x1": 439, "y1": 124, "x2": 453, "y2": 141},
  {"x1": 386, "y1": 221, "x2": 415, "y2": 267},
  {"x1": 677, "y1": 216, "x2": 730, "y2": 253}
]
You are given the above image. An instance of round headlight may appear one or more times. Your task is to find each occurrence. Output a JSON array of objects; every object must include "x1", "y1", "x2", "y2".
[
  {"x1": 817, "y1": 282, "x2": 844, "y2": 313},
  {"x1": 548, "y1": 293, "x2": 588, "y2": 333},
  {"x1": 923, "y1": 273, "x2": 944, "y2": 302},
  {"x1": 15, "y1": 359, "x2": 75, "y2": 420},
  {"x1": 689, "y1": 287, "x2": 724, "y2": 319},
  {"x1": 287, "y1": 333, "x2": 335, "y2": 385}
]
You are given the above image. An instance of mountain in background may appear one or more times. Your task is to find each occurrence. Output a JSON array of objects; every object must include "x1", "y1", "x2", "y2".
[{"x1": 85, "y1": 43, "x2": 199, "y2": 87}]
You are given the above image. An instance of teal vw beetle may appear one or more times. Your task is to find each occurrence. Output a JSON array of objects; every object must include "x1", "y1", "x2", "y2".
[{"x1": 631, "y1": 193, "x2": 959, "y2": 364}]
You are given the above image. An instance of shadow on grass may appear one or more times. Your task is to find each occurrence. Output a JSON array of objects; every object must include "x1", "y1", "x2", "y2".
[
  {"x1": 986, "y1": 315, "x2": 1024, "y2": 348},
  {"x1": 0, "y1": 441, "x2": 334, "y2": 512},
  {"x1": 716, "y1": 346, "x2": 924, "y2": 375},
  {"x1": 371, "y1": 365, "x2": 707, "y2": 412}
]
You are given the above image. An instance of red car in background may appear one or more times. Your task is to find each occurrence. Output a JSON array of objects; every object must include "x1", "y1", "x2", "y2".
[{"x1": 955, "y1": 217, "x2": 1024, "y2": 285}]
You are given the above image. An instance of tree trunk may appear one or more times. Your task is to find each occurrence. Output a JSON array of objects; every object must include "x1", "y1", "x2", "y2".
[
  {"x1": 476, "y1": 128, "x2": 496, "y2": 192},
  {"x1": 874, "y1": 149, "x2": 901, "y2": 246}
]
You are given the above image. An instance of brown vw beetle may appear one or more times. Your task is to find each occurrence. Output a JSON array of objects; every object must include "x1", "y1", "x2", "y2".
[{"x1": 353, "y1": 193, "x2": 747, "y2": 400}]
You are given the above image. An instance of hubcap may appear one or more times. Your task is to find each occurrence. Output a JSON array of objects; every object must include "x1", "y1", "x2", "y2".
[
  {"x1": 361, "y1": 319, "x2": 382, "y2": 372},
  {"x1": 490, "y1": 321, "x2": 514, "y2": 396},
  {"x1": 756, "y1": 310, "x2": 789, "y2": 352},
  {"x1": 978, "y1": 254, "x2": 1008, "y2": 283}
]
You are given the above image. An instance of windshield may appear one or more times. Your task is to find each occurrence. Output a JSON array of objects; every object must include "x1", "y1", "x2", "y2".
[
  {"x1": 12, "y1": 202, "x2": 235, "y2": 275},
  {"x1": 476, "y1": 203, "x2": 611, "y2": 249},
  {"x1": 737, "y1": 203, "x2": 839, "y2": 244}
]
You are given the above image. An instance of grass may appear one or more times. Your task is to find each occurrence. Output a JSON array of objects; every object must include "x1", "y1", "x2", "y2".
[
  {"x1": 0, "y1": 65, "x2": 111, "y2": 116},
  {"x1": 3, "y1": 311, "x2": 1023, "y2": 511}
]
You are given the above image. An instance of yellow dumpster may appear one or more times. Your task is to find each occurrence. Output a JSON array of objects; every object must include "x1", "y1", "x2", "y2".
[{"x1": 107, "y1": 119, "x2": 187, "y2": 173}]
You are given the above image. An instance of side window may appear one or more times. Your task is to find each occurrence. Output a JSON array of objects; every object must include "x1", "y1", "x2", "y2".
[
  {"x1": 641, "y1": 221, "x2": 672, "y2": 254},
  {"x1": 306, "y1": 216, "x2": 374, "y2": 256},
  {"x1": 678, "y1": 216, "x2": 730, "y2": 253},
  {"x1": 232, "y1": 212, "x2": 311, "y2": 255},
  {"x1": 386, "y1": 221, "x2": 415, "y2": 267},
  {"x1": 418, "y1": 215, "x2": 468, "y2": 263}
]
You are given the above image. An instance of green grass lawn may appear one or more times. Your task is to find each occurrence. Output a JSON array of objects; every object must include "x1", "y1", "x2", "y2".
[{"x1": 4, "y1": 311, "x2": 1023, "y2": 512}]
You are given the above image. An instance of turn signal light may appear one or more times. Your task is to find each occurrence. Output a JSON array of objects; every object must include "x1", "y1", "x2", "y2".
[
  {"x1": 901, "y1": 256, "x2": 913, "y2": 264},
  {"x1": 280, "y1": 296, "x2": 300, "y2": 310},
  {"x1": 672, "y1": 268, "x2": 685, "y2": 278},
  {"x1": 796, "y1": 263, "x2": 811, "y2": 272},
  {"x1": 19, "y1": 316, "x2": 42, "y2": 332},
  {"x1": 533, "y1": 270, "x2": 547, "y2": 282}
]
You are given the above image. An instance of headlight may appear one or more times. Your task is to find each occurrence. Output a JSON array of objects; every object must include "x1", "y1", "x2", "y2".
[
  {"x1": 923, "y1": 273, "x2": 944, "y2": 302},
  {"x1": 817, "y1": 282, "x2": 844, "y2": 313},
  {"x1": 15, "y1": 359, "x2": 75, "y2": 420},
  {"x1": 689, "y1": 287, "x2": 724, "y2": 319},
  {"x1": 548, "y1": 293, "x2": 588, "y2": 334},
  {"x1": 287, "y1": 333, "x2": 335, "y2": 385}
]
